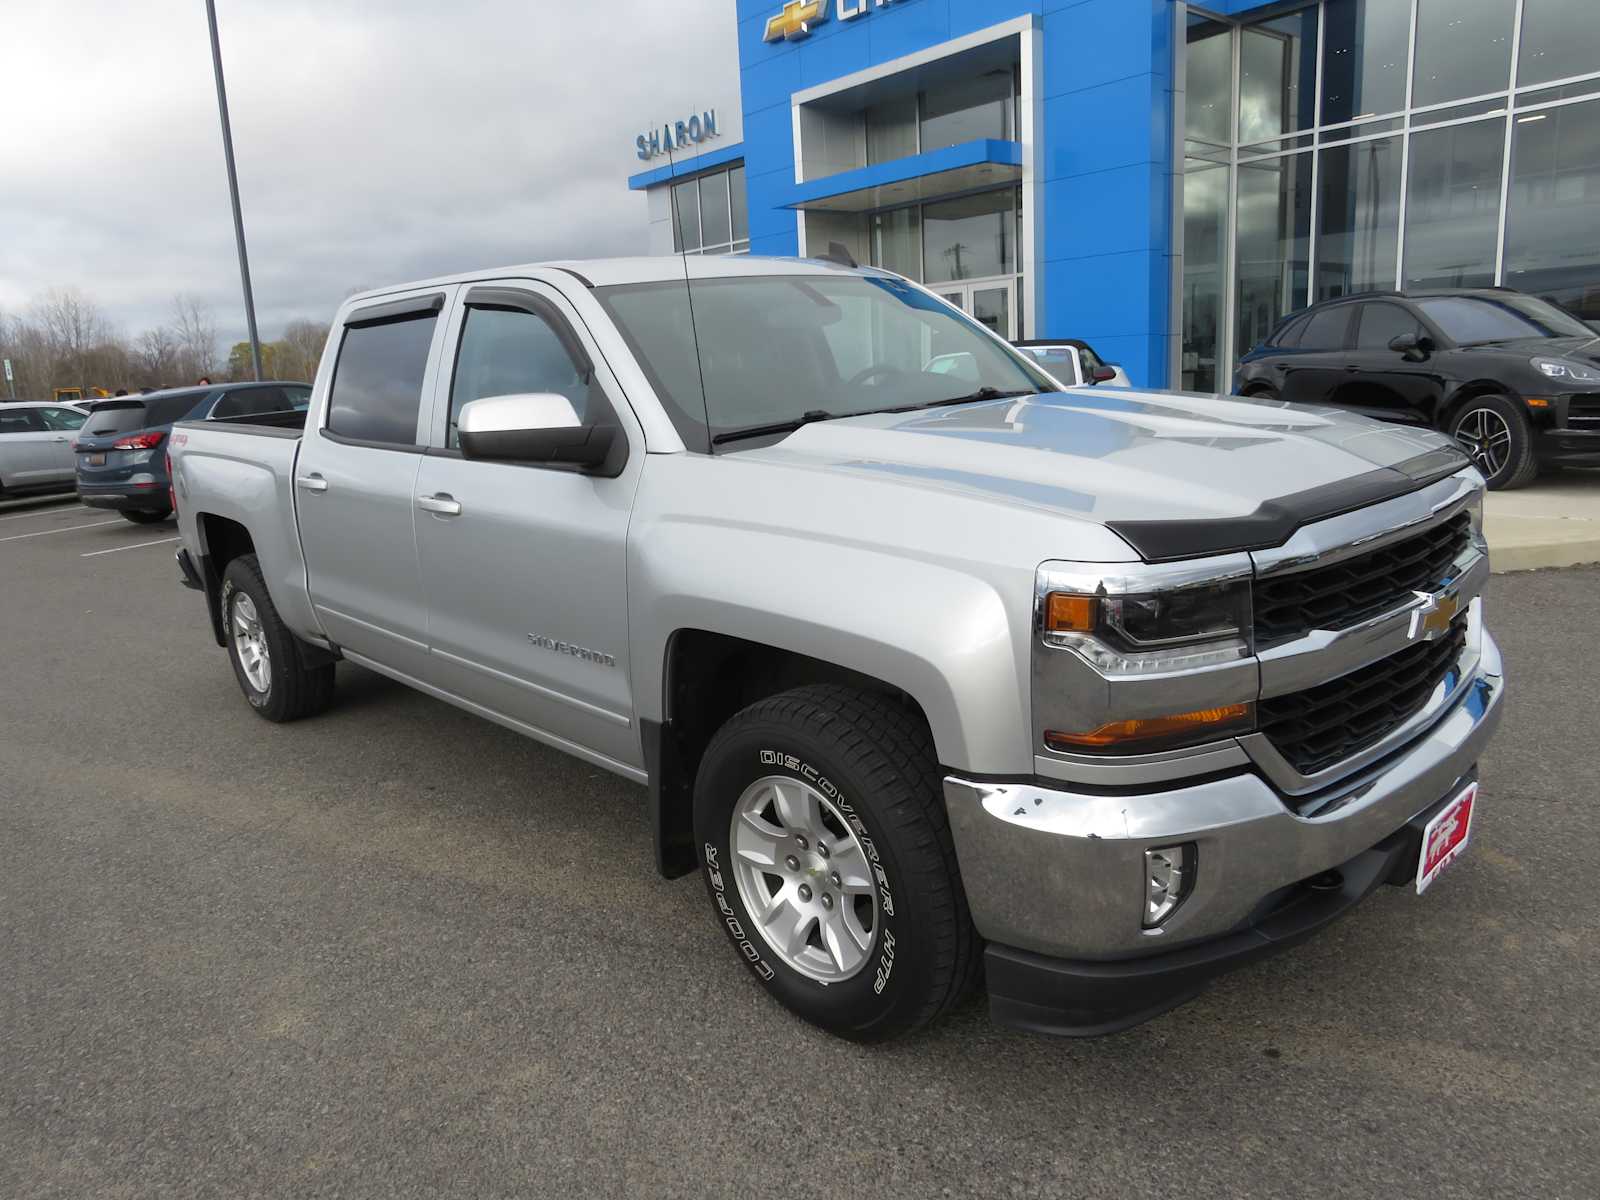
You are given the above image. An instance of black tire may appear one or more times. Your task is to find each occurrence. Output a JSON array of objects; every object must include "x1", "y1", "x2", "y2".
[
  {"x1": 1242, "y1": 383, "x2": 1279, "y2": 401},
  {"x1": 220, "y1": 554, "x2": 335, "y2": 722},
  {"x1": 693, "y1": 684, "x2": 979, "y2": 1042},
  {"x1": 1447, "y1": 394, "x2": 1539, "y2": 490},
  {"x1": 121, "y1": 509, "x2": 171, "y2": 524}
]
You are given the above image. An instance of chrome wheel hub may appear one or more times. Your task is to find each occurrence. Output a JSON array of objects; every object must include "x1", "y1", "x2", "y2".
[
  {"x1": 729, "y1": 775, "x2": 877, "y2": 983},
  {"x1": 230, "y1": 591, "x2": 271, "y2": 693},
  {"x1": 1453, "y1": 408, "x2": 1512, "y2": 477}
]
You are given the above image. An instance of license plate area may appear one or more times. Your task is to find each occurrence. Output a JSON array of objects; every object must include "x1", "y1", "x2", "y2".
[
  {"x1": 85, "y1": 452, "x2": 106, "y2": 466},
  {"x1": 1417, "y1": 783, "x2": 1476, "y2": 895}
]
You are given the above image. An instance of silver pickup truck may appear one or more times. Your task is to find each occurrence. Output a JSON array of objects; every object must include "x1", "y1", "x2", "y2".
[{"x1": 169, "y1": 256, "x2": 1502, "y2": 1041}]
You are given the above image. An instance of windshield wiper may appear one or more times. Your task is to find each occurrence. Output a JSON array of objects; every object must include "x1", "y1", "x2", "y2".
[
  {"x1": 920, "y1": 387, "x2": 1036, "y2": 408},
  {"x1": 711, "y1": 409, "x2": 841, "y2": 446}
]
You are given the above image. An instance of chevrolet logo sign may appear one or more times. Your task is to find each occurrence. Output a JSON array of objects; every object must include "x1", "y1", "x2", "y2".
[
  {"x1": 765, "y1": 0, "x2": 829, "y2": 42},
  {"x1": 1408, "y1": 589, "x2": 1461, "y2": 641}
]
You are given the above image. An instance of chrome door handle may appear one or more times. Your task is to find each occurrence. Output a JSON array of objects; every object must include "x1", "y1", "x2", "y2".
[
  {"x1": 417, "y1": 493, "x2": 462, "y2": 516},
  {"x1": 52, "y1": 436, "x2": 69, "y2": 442},
  {"x1": 296, "y1": 474, "x2": 329, "y2": 493}
]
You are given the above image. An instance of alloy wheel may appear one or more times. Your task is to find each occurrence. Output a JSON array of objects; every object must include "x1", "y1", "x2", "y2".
[
  {"x1": 230, "y1": 591, "x2": 272, "y2": 693},
  {"x1": 1453, "y1": 406, "x2": 1512, "y2": 478}
]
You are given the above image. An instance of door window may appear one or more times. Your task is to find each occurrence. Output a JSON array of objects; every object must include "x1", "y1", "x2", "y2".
[
  {"x1": 0, "y1": 409, "x2": 45, "y2": 434},
  {"x1": 1355, "y1": 303, "x2": 1423, "y2": 349},
  {"x1": 447, "y1": 304, "x2": 593, "y2": 448},
  {"x1": 327, "y1": 311, "x2": 438, "y2": 445},
  {"x1": 37, "y1": 407, "x2": 87, "y2": 430},
  {"x1": 1300, "y1": 305, "x2": 1354, "y2": 350}
]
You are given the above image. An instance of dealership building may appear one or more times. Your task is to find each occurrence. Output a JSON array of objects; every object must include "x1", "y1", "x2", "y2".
[{"x1": 628, "y1": 0, "x2": 1600, "y2": 390}]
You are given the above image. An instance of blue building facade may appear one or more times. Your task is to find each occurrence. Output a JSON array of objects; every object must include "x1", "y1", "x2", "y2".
[{"x1": 630, "y1": 0, "x2": 1600, "y2": 391}]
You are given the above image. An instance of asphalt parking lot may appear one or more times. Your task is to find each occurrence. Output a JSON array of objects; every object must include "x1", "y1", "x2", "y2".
[{"x1": 1, "y1": 494, "x2": 1596, "y2": 1199}]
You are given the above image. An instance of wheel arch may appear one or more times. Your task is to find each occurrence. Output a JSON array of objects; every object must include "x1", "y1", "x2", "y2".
[
  {"x1": 1437, "y1": 380, "x2": 1517, "y2": 431},
  {"x1": 196, "y1": 513, "x2": 257, "y2": 647}
]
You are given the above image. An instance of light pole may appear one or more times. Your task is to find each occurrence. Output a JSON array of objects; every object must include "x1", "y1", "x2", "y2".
[{"x1": 204, "y1": 0, "x2": 262, "y2": 381}]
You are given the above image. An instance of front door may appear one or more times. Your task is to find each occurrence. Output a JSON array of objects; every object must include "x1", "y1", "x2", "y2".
[
  {"x1": 936, "y1": 278, "x2": 1018, "y2": 340},
  {"x1": 294, "y1": 288, "x2": 455, "y2": 681},
  {"x1": 413, "y1": 280, "x2": 643, "y2": 773}
]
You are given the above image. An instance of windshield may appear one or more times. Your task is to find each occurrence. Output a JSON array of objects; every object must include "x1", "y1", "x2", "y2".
[
  {"x1": 596, "y1": 273, "x2": 1054, "y2": 450},
  {"x1": 1415, "y1": 294, "x2": 1593, "y2": 344}
]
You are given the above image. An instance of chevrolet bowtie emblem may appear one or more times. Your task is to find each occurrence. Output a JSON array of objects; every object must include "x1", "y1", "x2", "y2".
[
  {"x1": 1408, "y1": 589, "x2": 1460, "y2": 641},
  {"x1": 765, "y1": 0, "x2": 829, "y2": 42}
]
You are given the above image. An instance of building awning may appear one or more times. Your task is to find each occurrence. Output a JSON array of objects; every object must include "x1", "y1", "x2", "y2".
[
  {"x1": 777, "y1": 139, "x2": 1022, "y2": 213},
  {"x1": 627, "y1": 142, "x2": 745, "y2": 191}
]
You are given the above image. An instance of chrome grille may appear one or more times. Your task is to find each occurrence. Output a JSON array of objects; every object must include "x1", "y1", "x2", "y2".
[
  {"x1": 1253, "y1": 512, "x2": 1471, "y2": 647},
  {"x1": 1257, "y1": 616, "x2": 1467, "y2": 777}
]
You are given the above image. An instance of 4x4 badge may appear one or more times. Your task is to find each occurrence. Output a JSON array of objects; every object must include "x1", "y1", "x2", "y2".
[{"x1": 1408, "y1": 590, "x2": 1460, "y2": 641}]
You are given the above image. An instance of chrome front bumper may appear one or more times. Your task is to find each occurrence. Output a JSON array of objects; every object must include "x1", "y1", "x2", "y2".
[{"x1": 945, "y1": 630, "x2": 1503, "y2": 962}]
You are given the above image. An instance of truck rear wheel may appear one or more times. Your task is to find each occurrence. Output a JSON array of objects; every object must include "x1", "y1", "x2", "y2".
[
  {"x1": 692, "y1": 684, "x2": 978, "y2": 1041},
  {"x1": 220, "y1": 554, "x2": 335, "y2": 722}
]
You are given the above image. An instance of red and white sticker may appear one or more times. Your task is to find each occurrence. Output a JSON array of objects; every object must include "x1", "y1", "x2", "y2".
[{"x1": 1417, "y1": 783, "x2": 1476, "y2": 895}]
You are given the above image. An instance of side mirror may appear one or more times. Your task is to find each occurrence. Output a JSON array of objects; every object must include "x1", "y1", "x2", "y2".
[
  {"x1": 1089, "y1": 365, "x2": 1118, "y2": 384},
  {"x1": 457, "y1": 393, "x2": 616, "y2": 469},
  {"x1": 1388, "y1": 332, "x2": 1433, "y2": 361}
]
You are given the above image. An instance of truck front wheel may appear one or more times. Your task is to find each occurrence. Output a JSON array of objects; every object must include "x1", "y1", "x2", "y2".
[
  {"x1": 220, "y1": 554, "x2": 335, "y2": 722},
  {"x1": 692, "y1": 685, "x2": 979, "y2": 1041}
]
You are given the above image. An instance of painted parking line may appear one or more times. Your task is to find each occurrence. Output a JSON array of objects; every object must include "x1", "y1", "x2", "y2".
[
  {"x1": 0, "y1": 519, "x2": 122, "y2": 543},
  {"x1": 0, "y1": 502, "x2": 90, "y2": 524},
  {"x1": 80, "y1": 536, "x2": 180, "y2": 558}
]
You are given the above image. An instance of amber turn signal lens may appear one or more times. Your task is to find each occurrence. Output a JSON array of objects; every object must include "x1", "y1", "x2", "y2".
[
  {"x1": 1045, "y1": 592, "x2": 1096, "y2": 633},
  {"x1": 1045, "y1": 703, "x2": 1253, "y2": 750},
  {"x1": 1525, "y1": 396, "x2": 1551, "y2": 408}
]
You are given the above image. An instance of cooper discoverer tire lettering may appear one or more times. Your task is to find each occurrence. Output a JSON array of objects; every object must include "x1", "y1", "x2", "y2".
[
  {"x1": 693, "y1": 684, "x2": 979, "y2": 1041},
  {"x1": 220, "y1": 554, "x2": 336, "y2": 723}
]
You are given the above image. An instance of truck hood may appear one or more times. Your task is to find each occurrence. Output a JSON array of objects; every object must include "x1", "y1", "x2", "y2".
[{"x1": 739, "y1": 388, "x2": 1466, "y2": 559}]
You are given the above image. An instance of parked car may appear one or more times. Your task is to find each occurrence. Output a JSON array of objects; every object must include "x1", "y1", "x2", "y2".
[
  {"x1": 0, "y1": 402, "x2": 89, "y2": 498},
  {"x1": 1235, "y1": 287, "x2": 1600, "y2": 489},
  {"x1": 170, "y1": 257, "x2": 1500, "y2": 1042},
  {"x1": 1013, "y1": 338, "x2": 1131, "y2": 388},
  {"x1": 76, "y1": 381, "x2": 310, "y2": 523}
]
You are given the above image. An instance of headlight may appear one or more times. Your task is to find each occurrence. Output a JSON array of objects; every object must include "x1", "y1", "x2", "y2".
[
  {"x1": 1041, "y1": 576, "x2": 1252, "y2": 675},
  {"x1": 1532, "y1": 356, "x2": 1600, "y2": 384}
]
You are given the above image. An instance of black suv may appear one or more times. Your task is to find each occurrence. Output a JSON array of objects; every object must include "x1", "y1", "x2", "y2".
[{"x1": 1235, "y1": 288, "x2": 1600, "y2": 489}]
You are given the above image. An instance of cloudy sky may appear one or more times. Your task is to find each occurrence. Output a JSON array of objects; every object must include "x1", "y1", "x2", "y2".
[{"x1": 3, "y1": 0, "x2": 737, "y2": 346}]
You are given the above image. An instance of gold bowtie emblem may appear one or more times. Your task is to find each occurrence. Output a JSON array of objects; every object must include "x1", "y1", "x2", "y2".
[
  {"x1": 765, "y1": 0, "x2": 829, "y2": 42},
  {"x1": 1409, "y1": 590, "x2": 1460, "y2": 640}
]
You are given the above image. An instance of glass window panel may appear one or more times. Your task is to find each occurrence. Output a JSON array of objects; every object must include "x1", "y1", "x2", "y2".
[
  {"x1": 729, "y1": 167, "x2": 748, "y2": 243},
  {"x1": 866, "y1": 93, "x2": 919, "y2": 164},
  {"x1": 699, "y1": 173, "x2": 731, "y2": 249},
  {"x1": 1301, "y1": 304, "x2": 1355, "y2": 349},
  {"x1": 873, "y1": 206, "x2": 922, "y2": 280},
  {"x1": 1354, "y1": 302, "x2": 1423, "y2": 348},
  {"x1": 1320, "y1": 0, "x2": 1411, "y2": 124},
  {"x1": 1314, "y1": 136, "x2": 1402, "y2": 299},
  {"x1": 919, "y1": 70, "x2": 1014, "y2": 154},
  {"x1": 922, "y1": 188, "x2": 1016, "y2": 283},
  {"x1": 1412, "y1": 97, "x2": 1509, "y2": 128},
  {"x1": 672, "y1": 180, "x2": 700, "y2": 252},
  {"x1": 1412, "y1": 0, "x2": 1515, "y2": 108},
  {"x1": 1181, "y1": 162, "x2": 1228, "y2": 391},
  {"x1": 1186, "y1": 16, "x2": 1233, "y2": 146},
  {"x1": 326, "y1": 313, "x2": 437, "y2": 446},
  {"x1": 1503, "y1": 97, "x2": 1600, "y2": 324},
  {"x1": 448, "y1": 306, "x2": 592, "y2": 446},
  {"x1": 1403, "y1": 118, "x2": 1505, "y2": 290},
  {"x1": 1236, "y1": 152, "x2": 1312, "y2": 358},
  {"x1": 1239, "y1": 8, "x2": 1318, "y2": 144},
  {"x1": 1518, "y1": 0, "x2": 1600, "y2": 88}
]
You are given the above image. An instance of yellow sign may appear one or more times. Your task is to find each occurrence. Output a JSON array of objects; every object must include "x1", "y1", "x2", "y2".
[{"x1": 764, "y1": 0, "x2": 829, "y2": 43}]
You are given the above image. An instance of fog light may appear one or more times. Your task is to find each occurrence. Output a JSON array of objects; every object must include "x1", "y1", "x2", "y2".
[{"x1": 1144, "y1": 843, "x2": 1195, "y2": 928}]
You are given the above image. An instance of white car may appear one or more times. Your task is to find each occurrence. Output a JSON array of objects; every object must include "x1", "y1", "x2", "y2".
[
  {"x1": 0, "y1": 402, "x2": 88, "y2": 498},
  {"x1": 1013, "y1": 339, "x2": 1131, "y2": 388}
]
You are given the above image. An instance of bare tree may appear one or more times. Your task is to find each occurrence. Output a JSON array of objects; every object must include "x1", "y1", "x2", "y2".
[
  {"x1": 274, "y1": 318, "x2": 329, "y2": 382},
  {"x1": 171, "y1": 293, "x2": 217, "y2": 382},
  {"x1": 137, "y1": 326, "x2": 182, "y2": 387},
  {"x1": 31, "y1": 288, "x2": 110, "y2": 390}
]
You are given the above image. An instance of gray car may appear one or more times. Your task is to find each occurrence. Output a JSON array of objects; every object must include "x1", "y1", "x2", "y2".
[
  {"x1": 0, "y1": 402, "x2": 88, "y2": 498},
  {"x1": 169, "y1": 256, "x2": 1501, "y2": 1042}
]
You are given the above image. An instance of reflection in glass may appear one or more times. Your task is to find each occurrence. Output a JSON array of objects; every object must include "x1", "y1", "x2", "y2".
[
  {"x1": 866, "y1": 93, "x2": 919, "y2": 164},
  {"x1": 1518, "y1": 0, "x2": 1600, "y2": 88},
  {"x1": 919, "y1": 70, "x2": 1015, "y2": 154},
  {"x1": 1182, "y1": 162, "x2": 1228, "y2": 391},
  {"x1": 1186, "y1": 15, "x2": 1233, "y2": 146},
  {"x1": 1315, "y1": 137, "x2": 1402, "y2": 299},
  {"x1": 1403, "y1": 119, "x2": 1504, "y2": 289},
  {"x1": 730, "y1": 166, "x2": 748, "y2": 245},
  {"x1": 699, "y1": 173, "x2": 731, "y2": 249},
  {"x1": 972, "y1": 286, "x2": 1012, "y2": 339},
  {"x1": 1236, "y1": 153, "x2": 1311, "y2": 357},
  {"x1": 922, "y1": 188, "x2": 1016, "y2": 283},
  {"x1": 1238, "y1": 8, "x2": 1318, "y2": 144},
  {"x1": 1412, "y1": 0, "x2": 1514, "y2": 108},
  {"x1": 873, "y1": 207, "x2": 922, "y2": 280},
  {"x1": 1320, "y1": 0, "x2": 1410, "y2": 125},
  {"x1": 672, "y1": 180, "x2": 700, "y2": 252},
  {"x1": 1503, "y1": 97, "x2": 1600, "y2": 323}
]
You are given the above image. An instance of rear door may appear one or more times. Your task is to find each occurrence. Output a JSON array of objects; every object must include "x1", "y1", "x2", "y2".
[
  {"x1": 1278, "y1": 303, "x2": 1356, "y2": 405},
  {"x1": 0, "y1": 407, "x2": 56, "y2": 485},
  {"x1": 412, "y1": 280, "x2": 644, "y2": 771},
  {"x1": 293, "y1": 289, "x2": 454, "y2": 681},
  {"x1": 36, "y1": 406, "x2": 88, "y2": 475}
]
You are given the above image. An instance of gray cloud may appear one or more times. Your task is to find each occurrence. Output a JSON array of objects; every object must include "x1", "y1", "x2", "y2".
[{"x1": 3, "y1": 0, "x2": 737, "y2": 347}]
